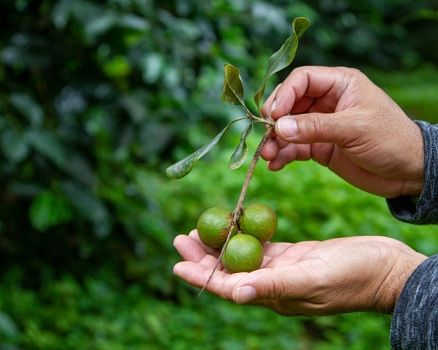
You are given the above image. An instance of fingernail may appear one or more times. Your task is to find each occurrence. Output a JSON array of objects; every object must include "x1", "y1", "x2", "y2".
[
  {"x1": 173, "y1": 264, "x2": 183, "y2": 275},
  {"x1": 276, "y1": 117, "x2": 297, "y2": 139},
  {"x1": 234, "y1": 286, "x2": 256, "y2": 304},
  {"x1": 271, "y1": 99, "x2": 278, "y2": 113}
]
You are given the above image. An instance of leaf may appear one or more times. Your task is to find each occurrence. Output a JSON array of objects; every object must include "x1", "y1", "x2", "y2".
[
  {"x1": 221, "y1": 64, "x2": 245, "y2": 107},
  {"x1": 0, "y1": 127, "x2": 29, "y2": 162},
  {"x1": 166, "y1": 119, "x2": 242, "y2": 179},
  {"x1": 9, "y1": 93, "x2": 43, "y2": 126},
  {"x1": 30, "y1": 191, "x2": 73, "y2": 231},
  {"x1": 62, "y1": 182, "x2": 111, "y2": 238},
  {"x1": 27, "y1": 129, "x2": 67, "y2": 168},
  {"x1": 254, "y1": 17, "x2": 310, "y2": 111},
  {"x1": 0, "y1": 312, "x2": 18, "y2": 339},
  {"x1": 229, "y1": 122, "x2": 253, "y2": 170},
  {"x1": 103, "y1": 56, "x2": 131, "y2": 78}
]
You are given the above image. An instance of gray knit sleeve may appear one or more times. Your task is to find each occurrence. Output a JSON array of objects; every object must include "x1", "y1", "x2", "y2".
[
  {"x1": 387, "y1": 121, "x2": 438, "y2": 224},
  {"x1": 390, "y1": 254, "x2": 438, "y2": 349}
]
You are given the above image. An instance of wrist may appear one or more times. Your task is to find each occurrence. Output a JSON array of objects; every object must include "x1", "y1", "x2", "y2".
[
  {"x1": 401, "y1": 180, "x2": 424, "y2": 197},
  {"x1": 373, "y1": 251, "x2": 427, "y2": 313}
]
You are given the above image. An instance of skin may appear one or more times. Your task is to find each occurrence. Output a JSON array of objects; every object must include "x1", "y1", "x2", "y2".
[
  {"x1": 174, "y1": 231, "x2": 426, "y2": 315},
  {"x1": 173, "y1": 66, "x2": 428, "y2": 315},
  {"x1": 261, "y1": 66, "x2": 424, "y2": 198}
]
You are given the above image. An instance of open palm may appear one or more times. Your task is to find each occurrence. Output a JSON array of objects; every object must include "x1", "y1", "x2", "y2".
[{"x1": 174, "y1": 230, "x2": 425, "y2": 315}]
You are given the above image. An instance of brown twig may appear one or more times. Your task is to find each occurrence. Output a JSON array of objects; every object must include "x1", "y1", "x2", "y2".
[{"x1": 198, "y1": 127, "x2": 272, "y2": 297}]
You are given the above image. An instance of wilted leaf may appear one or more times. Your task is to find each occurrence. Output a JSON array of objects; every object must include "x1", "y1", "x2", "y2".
[
  {"x1": 166, "y1": 119, "x2": 243, "y2": 179},
  {"x1": 229, "y1": 122, "x2": 253, "y2": 170},
  {"x1": 254, "y1": 17, "x2": 310, "y2": 111},
  {"x1": 221, "y1": 64, "x2": 245, "y2": 107}
]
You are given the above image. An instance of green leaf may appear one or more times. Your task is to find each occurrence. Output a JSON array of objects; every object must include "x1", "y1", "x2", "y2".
[
  {"x1": 166, "y1": 119, "x2": 243, "y2": 179},
  {"x1": 0, "y1": 127, "x2": 29, "y2": 162},
  {"x1": 0, "y1": 312, "x2": 18, "y2": 339},
  {"x1": 221, "y1": 64, "x2": 245, "y2": 107},
  {"x1": 254, "y1": 17, "x2": 310, "y2": 111},
  {"x1": 103, "y1": 56, "x2": 131, "y2": 78},
  {"x1": 27, "y1": 129, "x2": 67, "y2": 168},
  {"x1": 62, "y1": 182, "x2": 111, "y2": 238},
  {"x1": 229, "y1": 122, "x2": 253, "y2": 170},
  {"x1": 30, "y1": 191, "x2": 73, "y2": 231},
  {"x1": 9, "y1": 93, "x2": 43, "y2": 126}
]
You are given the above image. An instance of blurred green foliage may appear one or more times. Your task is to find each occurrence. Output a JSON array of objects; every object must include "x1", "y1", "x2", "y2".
[{"x1": 0, "y1": 0, "x2": 438, "y2": 348}]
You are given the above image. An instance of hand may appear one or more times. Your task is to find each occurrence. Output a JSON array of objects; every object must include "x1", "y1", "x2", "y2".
[
  {"x1": 173, "y1": 230, "x2": 426, "y2": 315},
  {"x1": 261, "y1": 66, "x2": 424, "y2": 198}
]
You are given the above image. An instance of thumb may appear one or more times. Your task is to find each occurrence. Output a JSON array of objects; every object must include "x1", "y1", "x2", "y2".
[
  {"x1": 275, "y1": 113, "x2": 350, "y2": 145},
  {"x1": 232, "y1": 268, "x2": 308, "y2": 304}
]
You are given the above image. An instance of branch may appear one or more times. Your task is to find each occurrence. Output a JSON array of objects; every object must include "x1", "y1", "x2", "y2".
[{"x1": 198, "y1": 127, "x2": 272, "y2": 296}]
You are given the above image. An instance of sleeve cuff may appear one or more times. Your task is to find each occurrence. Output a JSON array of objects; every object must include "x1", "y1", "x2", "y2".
[
  {"x1": 387, "y1": 121, "x2": 438, "y2": 224},
  {"x1": 390, "y1": 254, "x2": 438, "y2": 349}
]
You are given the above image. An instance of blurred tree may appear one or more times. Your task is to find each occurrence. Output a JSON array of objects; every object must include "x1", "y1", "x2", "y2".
[
  {"x1": 0, "y1": 0, "x2": 437, "y2": 294},
  {"x1": 0, "y1": 1, "x2": 438, "y2": 348}
]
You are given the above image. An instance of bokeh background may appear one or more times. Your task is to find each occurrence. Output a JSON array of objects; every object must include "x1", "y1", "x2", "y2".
[{"x1": 1, "y1": 0, "x2": 438, "y2": 349}]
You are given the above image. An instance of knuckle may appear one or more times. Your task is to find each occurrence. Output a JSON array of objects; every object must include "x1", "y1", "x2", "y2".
[
  {"x1": 261, "y1": 104, "x2": 269, "y2": 118},
  {"x1": 312, "y1": 271, "x2": 330, "y2": 291},
  {"x1": 345, "y1": 67, "x2": 368, "y2": 83},
  {"x1": 307, "y1": 116, "x2": 331, "y2": 139},
  {"x1": 341, "y1": 66, "x2": 363, "y2": 77},
  {"x1": 290, "y1": 66, "x2": 312, "y2": 80},
  {"x1": 290, "y1": 66, "x2": 306, "y2": 75},
  {"x1": 267, "y1": 275, "x2": 285, "y2": 299}
]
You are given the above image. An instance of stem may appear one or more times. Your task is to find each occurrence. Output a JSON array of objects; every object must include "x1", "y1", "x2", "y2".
[
  {"x1": 198, "y1": 127, "x2": 272, "y2": 297},
  {"x1": 247, "y1": 112, "x2": 274, "y2": 127}
]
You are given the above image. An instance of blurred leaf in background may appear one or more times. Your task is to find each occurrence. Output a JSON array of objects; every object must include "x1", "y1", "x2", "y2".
[{"x1": 0, "y1": 0, "x2": 438, "y2": 349}]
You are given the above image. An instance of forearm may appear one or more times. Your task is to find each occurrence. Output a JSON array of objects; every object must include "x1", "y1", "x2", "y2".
[
  {"x1": 391, "y1": 254, "x2": 438, "y2": 349},
  {"x1": 387, "y1": 121, "x2": 438, "y2": 224}
]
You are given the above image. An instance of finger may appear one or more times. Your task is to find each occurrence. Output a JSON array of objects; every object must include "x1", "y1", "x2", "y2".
[
  {"x1": 174, "y1": 261, "x2": 249, "y2": 300},
  {"x1": 197, "y1": 254, "x2": 221, "y2": 270},
  {"x1": 261, "y1": 137, "x2": 279, "y2": 161},
  {"x1": 210, "y1": 272, "x2": 251, "y2": 300},
  {"x1": 173, "y1": 261, "x2": 214, "y2": 289},
  {"x1": 188, "y1": 229, "x2": 201, "y2": 240},
  {"x1": 188, "y1": 230, "x2": 218, "y2": 256},
  {"x1": 275, "y1": 112, "x2": 352, "y2": 145},
  {"x1": 173, "y1": 234, "x2": 208, "y2": 262},
  {"x1": 308, "y1": 97, "x2": 338, "y2": 114},
  {"x1": 309, "y1": 143, "x2": 334, "y2": 167},
  {"x1": 267, "y1": 159, "x2": 286, "y2": 171},
  {"x1": 267, "y1": 144, "x2": 312, "y2": 170},
  {"x1": 262, "y1": 84, "x2": 281, "y2": 119},
  {"x1": 271, "y1": 66, "x2": 349, "y2": 120},
  {"x1": 232, "y1": 265, "x2": 314, "y2": 304},
  {"x1": 290, "y1": 96, "x2": 315, "y2": 114}
]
